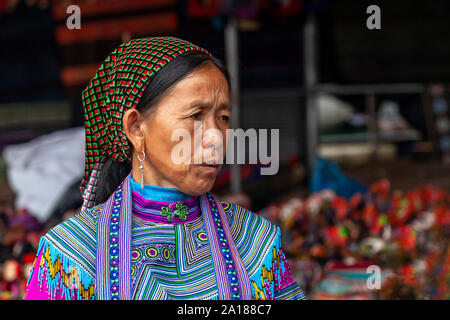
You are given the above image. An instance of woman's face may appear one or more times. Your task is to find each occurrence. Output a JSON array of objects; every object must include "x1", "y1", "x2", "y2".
[{"x1": 125, "y1": 62, "x2": 231, "y2": 196}]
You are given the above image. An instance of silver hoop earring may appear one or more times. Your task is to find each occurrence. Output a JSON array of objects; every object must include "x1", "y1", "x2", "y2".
[{"x1": 137, "y1": 150, "x2": 146, "y2": 189}]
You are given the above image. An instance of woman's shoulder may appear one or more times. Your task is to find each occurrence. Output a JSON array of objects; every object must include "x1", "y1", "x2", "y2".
[
  {"x1": 217, "y1": 199, "x2": 280, "y2": 245},
  {"x1": 39, "y1": 204, "x2": 101, "y2": 272},
  {"x1": 46, "y1": 205, "x2": 100, "y2": 242}
]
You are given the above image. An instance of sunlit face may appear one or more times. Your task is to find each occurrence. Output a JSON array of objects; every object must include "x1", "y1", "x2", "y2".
[{"x1": 124, "y1": 62, "x2": 231, "y2": 196}]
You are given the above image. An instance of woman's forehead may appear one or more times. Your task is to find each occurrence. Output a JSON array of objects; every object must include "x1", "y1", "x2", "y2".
[
  {"x1": 178, "y1": 64, "x2": 229, "y2": 91},
  {"x1": 164, "y1": 67, "x2": 230, "y2": 107}
]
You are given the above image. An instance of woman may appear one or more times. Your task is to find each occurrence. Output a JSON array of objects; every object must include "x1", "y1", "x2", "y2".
[{"x1": 25, "y1": 36, "x2": 305, "y2": 300}]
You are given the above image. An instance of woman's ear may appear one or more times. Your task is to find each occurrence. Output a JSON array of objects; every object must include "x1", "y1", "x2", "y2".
[{"x1": 123, "y1": 108, "x2": 145, "y2": 152}]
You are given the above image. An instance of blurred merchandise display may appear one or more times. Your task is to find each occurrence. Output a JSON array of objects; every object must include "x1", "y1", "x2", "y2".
[
  {"x1": 258, "y1": 179, "x2": 449, "y2": 299},
  {"x1": 0, "y1": 204, "x2": 44, "y2": 300}
]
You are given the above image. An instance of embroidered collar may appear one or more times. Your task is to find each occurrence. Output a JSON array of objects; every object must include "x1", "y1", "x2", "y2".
[
  {"x1": 131, "y1": 191, "x2": 201, "y2": 224},
  {"x1": 130, "y1": 174, "x2": 200, "y2": 224}
]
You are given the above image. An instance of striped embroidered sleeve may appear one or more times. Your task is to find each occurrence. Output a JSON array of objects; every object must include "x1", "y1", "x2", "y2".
[{"x1": 273, "y1": 227, "x2": 306, "y2": 300}]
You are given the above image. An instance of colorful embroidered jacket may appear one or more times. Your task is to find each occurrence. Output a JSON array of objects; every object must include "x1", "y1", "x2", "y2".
[{"x1": 25, "y1": 175, "x2": 305, "y2": 300}]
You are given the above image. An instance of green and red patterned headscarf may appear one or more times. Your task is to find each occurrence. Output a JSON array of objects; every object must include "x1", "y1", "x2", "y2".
[{"x1": 80, "y1": 37, "x2": 211, "y2": 212}]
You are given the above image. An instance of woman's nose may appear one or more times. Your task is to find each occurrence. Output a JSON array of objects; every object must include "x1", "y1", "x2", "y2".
[
  {"x1": 201, "y1": 117, "x2": 223, "y2": 148},
  {"x1": 202, "y1": 127, "x2": 223, "y2": 149}
]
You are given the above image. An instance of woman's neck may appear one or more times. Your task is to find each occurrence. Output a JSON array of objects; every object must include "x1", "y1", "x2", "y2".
[{"x1": 130, "y1": 170, "x2": 193, "y2": 202}]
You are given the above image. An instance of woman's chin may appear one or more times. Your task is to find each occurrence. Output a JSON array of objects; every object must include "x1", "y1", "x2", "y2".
[{"x1": 184, "y1": 178, "x2": 216, "y2": 196}]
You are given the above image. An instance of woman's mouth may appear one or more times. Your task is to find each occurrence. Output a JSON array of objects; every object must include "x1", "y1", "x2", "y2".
[{"x1": 197, "y1": 163, "x2": 220, "y2": 174}]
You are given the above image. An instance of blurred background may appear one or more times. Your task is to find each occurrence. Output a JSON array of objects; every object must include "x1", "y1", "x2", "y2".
[{"x1": 0, "y1": 0, "x2": 449, "y2": 300}]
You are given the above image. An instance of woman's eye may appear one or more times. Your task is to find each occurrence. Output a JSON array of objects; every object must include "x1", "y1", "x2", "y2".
[
  {"x1": 190, "y1": 112, "x2": 201, "y2": 119},
  {"x1": 219, "y1": 115, "x2": 230, "y2": 121}
]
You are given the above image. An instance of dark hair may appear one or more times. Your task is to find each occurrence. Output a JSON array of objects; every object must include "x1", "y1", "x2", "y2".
[{"x1": 94, "y1": 51, "x2": 230, "y2": 205}]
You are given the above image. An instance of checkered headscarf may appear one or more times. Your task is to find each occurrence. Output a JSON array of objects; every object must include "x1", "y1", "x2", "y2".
[{"x1": 80, "y1": 37, "x2": 211, "y2": 212}]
